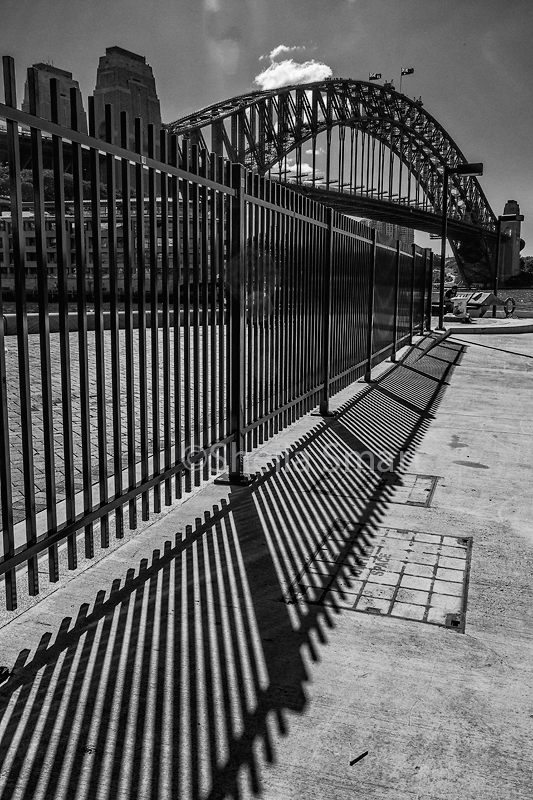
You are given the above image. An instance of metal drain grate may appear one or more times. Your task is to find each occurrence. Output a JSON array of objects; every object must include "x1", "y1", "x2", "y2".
[
  {"x1": 283, "y1": 524, "x2": 472, "y2": 633},
  {"x1": 307, "y1": 473, "x2": 440, "y2": 507}
]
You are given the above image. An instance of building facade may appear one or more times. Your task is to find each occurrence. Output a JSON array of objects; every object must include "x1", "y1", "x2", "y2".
[
  {"x1": 21, "y1": 63, "x2": 87, "y2": 133},
  {"x1": 93, "y1": 47, "x2": 162, "y2": 151}
]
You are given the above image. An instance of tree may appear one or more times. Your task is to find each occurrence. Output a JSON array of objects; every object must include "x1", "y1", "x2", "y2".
[{"x1": 0, "y1": 166, "x2": 99, "y2": 201}]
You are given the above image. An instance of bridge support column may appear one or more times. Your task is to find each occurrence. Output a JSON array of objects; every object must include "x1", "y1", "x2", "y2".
[
  {"x1": 499, "y1": 200, "x2": 523, "y2": 285},
  {"x1": 211, "y1": 120, "x2": 224, "y2": 158}
]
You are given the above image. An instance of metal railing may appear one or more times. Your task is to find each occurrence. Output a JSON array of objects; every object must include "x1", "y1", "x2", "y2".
[{"x1": 0, "y1": 56, "x2": 435, "y2": 609}]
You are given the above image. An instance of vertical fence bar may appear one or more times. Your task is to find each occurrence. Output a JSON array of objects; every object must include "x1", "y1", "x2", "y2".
[
  {"x1": 199, "y1": 150, "x2": 210, "y2": 481},
  {"x1": 257, "y1": 176, "x2": 266, "y2": 444},
  {"x1": 4, "y1": 56, "x2": 39, "y2": 595},
  {"x1": 71, "y1": 87, "x2": 93, "y2": 561},
  {"x1": 0, "y1": 72, "x2": 16, "y2": 607},
  {"x1": 319, "y1": 207, "x2": 334, "y2": 414},
  {"x1": 409, "y1": 243, "x2": 416, "y2": 345},
  {"x1": 272, "y1": 182, "x2": 281, "y2": 434},
  {"x1": 88, "y1": 98, "x2": 110, "y2": 546},
  {"x1": 135, "y1": 118, "x2": 150, "y2": 520},
  {"x1": 288, "y1": 190, "x2": 297, "y2": 423},
  {"x1": 251, "y1": 174, "x2": 259, "y2": 449},
  {"x1": 0, "y1": 280, "x2": 16, "y2": 607},
  {"x1": 50, "y1": 78, "x2": 77, "y2": 567},
  {"x1": 147, "y1": 124, "x2": 161, "y2": 510},
  {"x1": 189, "y1": 145, "x2": 201, "y2": 487},
  {"x1": 28, "y1": 67, "x2": 59, "y2": 582},
  {"x1": 121, "y1": 111, "x2": 137, "y2": 529},
  {"x1": 170, "y1": 134, "x2": 183, "y2": 498},
  {"x1": 420, "y1": 249, "x2": 428, "y2": 332},
  {"x1": 208, "y1": 155, "x2": 218, "y2": 469},
  {"x1": 228, "y1": 163, "x2": 252, "y2": 483},
  {"x1": 295, "y1": 193, "x2": 305, "y2": 416},
  {"x1": 280, "y1": 185, "x2": 290, "y2": 428},
  {"x1": 105, "y1": 104, "x2": 124, "y2": 536},
  {"x1": 390, "y1": 239, "x2": 401, "y2": 362},
  {"x1": 160, "y1": 130, "x2": 172, "y2": 504},
  {"x1": 266, "y1": 176, "x2": 275, "y2": 437},
  {"x1": 216, "y1": 155, "x2": 225, "y2": 458},
  {"x1": 426, "y1": 251, "x2": 434, "y2": 331},
  {"x1": 364, "y1": 229, "x2": 377, "y2": 382},
  {"x1": 300, "y1": 195, "x2": 309, "y2": 411},
  {"x1": 181, "y1": 140, "x2": 192, "y2": 493},
  {"x1": 225, "y1": 159, "x2": 234, "y2": 468}
]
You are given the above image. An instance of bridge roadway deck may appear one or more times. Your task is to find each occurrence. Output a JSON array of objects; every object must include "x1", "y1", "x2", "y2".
[
  {"x1": 290, "y1": 183, "x2": 497, "y2": 242},
  {"x1": 0, "y1": 328, "x2": 531, "y2": 799}
]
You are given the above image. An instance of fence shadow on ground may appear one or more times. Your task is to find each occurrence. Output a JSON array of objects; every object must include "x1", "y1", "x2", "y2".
[{"x1": 0, "y1": 335, "x2": 464, "y2": 800}]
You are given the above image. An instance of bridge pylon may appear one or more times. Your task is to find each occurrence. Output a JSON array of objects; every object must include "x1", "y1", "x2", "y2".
[{"x1": 499, "y1": 201, "x2": 524, "y2": 285}]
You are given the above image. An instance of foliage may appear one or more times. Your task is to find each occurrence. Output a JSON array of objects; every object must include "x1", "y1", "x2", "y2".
[
  {"x1": 0, "y1": 166, "x2": 105, "y2": 201},
  {"x1": 520, "y1": 255, "x2": 533, "y2": 274}
]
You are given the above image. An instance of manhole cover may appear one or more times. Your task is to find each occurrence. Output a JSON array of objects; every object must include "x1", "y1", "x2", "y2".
[
  {"x1": 283, "y1": 524, "x2": 472, "y2": 632},
  {"x1": 307, "y1": 473, "x2": 439, "y2": 507}
]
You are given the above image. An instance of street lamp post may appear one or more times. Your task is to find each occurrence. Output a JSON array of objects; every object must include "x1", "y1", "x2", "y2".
[{"x1": 437, "y1": 162, "x2": 483, "y2": 330}]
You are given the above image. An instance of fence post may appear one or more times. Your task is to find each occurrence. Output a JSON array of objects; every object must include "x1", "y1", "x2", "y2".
[
  {"x1": 227, "y1": 163, "x2": 255, "y2": 484},
  {"x1": 390, "y1": 240, "x2": 401, "y2": 362},
  {"x1": 426, "y1": 251, "x2": 434, "y2": 331},
  {"x1": 318, "y1": 207, "x2": 335, "y2": 415},
  {"x1": 364, "y1": 228, "x2": 377, "y2": 382},
  {"x1": 420, "y1": 247, "x2": 429, "y2": 334},
  {"x1": 409, "y1": 242, "x2": 416, "y2": 345},
  {"x1": 3, "y1": 56, "x2": 39, "y2": 600}
]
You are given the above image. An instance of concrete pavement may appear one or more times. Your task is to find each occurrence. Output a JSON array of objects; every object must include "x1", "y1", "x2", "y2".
[{"x1": 0, "y1": 328, "x2": 531, "y2": 799}]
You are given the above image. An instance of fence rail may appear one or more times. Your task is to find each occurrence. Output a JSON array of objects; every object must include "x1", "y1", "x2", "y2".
[{"x1": 0, "y1": 56, "x2": 436, "y2": 610}]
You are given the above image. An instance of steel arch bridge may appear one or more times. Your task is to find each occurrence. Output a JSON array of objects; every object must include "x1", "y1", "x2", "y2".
[{"x1": 166, "y1": 79, "x2": 499, "y2": 285}]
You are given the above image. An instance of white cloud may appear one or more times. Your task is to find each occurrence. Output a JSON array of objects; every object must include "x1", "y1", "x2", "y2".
[
  {"x1": 284, "y1": 161, "x2": 314, "y2": 174},
  {"x1": 254, "y1": 58, "x2": 332, "y2": 90},
  {"x1": 266, "y1": 44, "x2": 305, "y2": 60},
  {"x1": 305, "y1": 146, "x2": 326, "y2": 155}
]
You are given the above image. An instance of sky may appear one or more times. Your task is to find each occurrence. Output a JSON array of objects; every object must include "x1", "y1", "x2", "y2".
[{"x1": 1, "y1": 0, "x2": 532, "y2": 252}]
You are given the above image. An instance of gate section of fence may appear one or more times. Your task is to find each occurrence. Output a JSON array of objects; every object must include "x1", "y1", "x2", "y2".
[{"x1": 0, "y1": 55, "x2": 436, "y2": 609}]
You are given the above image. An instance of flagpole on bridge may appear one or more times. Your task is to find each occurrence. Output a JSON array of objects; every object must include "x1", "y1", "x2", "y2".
[{"x1": 399, "y1": 67, "x2": 414, "y2": 95}]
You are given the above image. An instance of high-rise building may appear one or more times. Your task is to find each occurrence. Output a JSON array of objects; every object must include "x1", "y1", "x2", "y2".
[
  {"x1": 21, "y1": 63, "x2": 87, "y2": 133},
  {"x1": 360, "y1": 219, "x2": 415, "y2": 247},
  {"x1": 93, "y1": 46, "x2": 162, "y2": 151}
]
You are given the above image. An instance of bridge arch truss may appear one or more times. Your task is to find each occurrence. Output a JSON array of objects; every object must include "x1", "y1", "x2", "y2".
[{"x1": 166, "y1": 79, "x2": 497, "y2": 245}]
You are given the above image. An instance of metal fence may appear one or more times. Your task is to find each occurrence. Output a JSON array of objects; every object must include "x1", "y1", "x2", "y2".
[{"x1": 0, "y1": 56, "x2": 435, "y2": 609}]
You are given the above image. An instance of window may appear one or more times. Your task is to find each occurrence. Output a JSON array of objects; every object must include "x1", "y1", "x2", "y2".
[{"x1": 26, "y1": 237, "x2": 36, "y2": 247}]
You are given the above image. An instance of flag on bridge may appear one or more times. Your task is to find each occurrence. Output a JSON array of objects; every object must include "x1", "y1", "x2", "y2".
[
  {"x1": 368, "y1": 72, "x2": 381, "y2": 80},
  {"x1": 401, "y1": 67, "x2": 414, "y2": 75}
]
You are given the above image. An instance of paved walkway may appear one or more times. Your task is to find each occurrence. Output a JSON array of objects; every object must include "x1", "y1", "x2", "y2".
[{"x1": 0, "y1": 328, "x2": 531, "y2": 799}]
